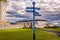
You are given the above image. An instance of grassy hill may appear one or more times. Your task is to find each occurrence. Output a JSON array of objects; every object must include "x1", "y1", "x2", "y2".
[{"x1": 0, "y1": 28, "x2": 60, "y2": 40}]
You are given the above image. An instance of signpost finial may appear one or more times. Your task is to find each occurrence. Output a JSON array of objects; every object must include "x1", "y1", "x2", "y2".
[{"x1": 32, "y1": 2, "x2": 35, "y2": 5}]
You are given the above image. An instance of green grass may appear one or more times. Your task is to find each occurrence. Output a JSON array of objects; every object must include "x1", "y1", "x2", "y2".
[
  {"x1": 0, "y1": 0, "x2": 6, "y2": 2},
  {"x1": 54, "y1": 28, "x2": 60, "y2": 32},
  {"x1": 36, "y1": 29, "x2": 60, "y2": 40},
  {"x1": 43, "y1": 28, "x2": 60, "y2": 32},
  {"x1": 0, "y1": 28, "x2": 60, "y2": 40}
]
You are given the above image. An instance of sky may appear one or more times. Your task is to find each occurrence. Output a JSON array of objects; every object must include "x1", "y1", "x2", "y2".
[{"x1": 6, "y1": 0, "x2": 60, "y2": 25}]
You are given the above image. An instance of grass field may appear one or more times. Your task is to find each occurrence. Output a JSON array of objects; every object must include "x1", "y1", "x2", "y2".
[
  {"x1": 0, "y1": 28, "x2": 60, "y2": 40},
  {"x1": 43, "y1": 28, "x2": 60, "y2": 32}
]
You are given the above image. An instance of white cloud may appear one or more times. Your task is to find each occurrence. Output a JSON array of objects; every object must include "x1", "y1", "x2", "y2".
[
  {"x1": 6, "y1": 0, "x2": 60, "y2": 23},
  {"x1": 42, "y1": 0, "x2": 51, "y2": 2},
  {"x1": 17, "y1": 10, "x2": 26, "y2": 15},
  {"x1": 52, "y1": 0, "x2": 60, "y2": 3}
]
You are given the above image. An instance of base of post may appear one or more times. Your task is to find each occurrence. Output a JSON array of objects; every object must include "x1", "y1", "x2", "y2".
[{"x1": 33, "y1": 33, "x2": 35, "y2": 40}]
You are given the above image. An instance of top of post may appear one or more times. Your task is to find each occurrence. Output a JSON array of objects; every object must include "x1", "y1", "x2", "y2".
[{"x1": 32, "y1": 2, "x2": 35, "y2": 5}]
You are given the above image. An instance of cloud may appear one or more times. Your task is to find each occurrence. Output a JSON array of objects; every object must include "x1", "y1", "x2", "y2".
[
  {"x1": 6, "y1": 11, "x2": 31, "y2": 18},
  {"x1": 6, "y1": 0, "x2": 60, "y2": 23},
  {"x1": 6, "y1": 10, "x2": 32, "y2": 22}
]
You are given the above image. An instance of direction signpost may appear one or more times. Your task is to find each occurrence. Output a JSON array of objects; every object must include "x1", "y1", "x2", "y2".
[{"x1": 26, "y1": 2, "x2": 41, "y2": 40}]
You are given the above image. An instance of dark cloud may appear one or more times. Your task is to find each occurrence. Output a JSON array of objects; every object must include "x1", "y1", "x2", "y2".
[{"x1": 6, "y1": 11, "x2": 31, "y2": 19}]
